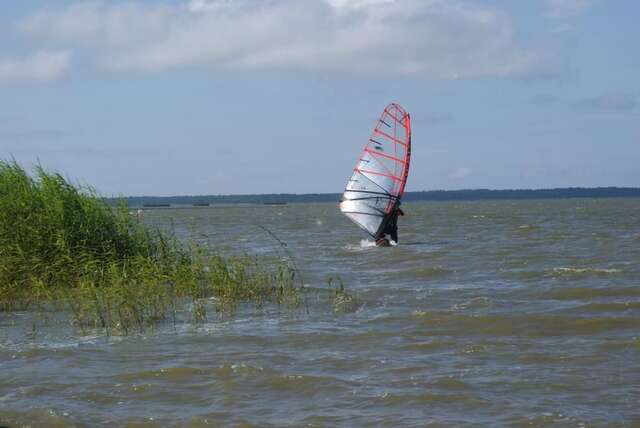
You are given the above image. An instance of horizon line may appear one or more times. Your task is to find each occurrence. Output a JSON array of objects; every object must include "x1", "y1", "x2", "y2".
[{"x1": 111, "y1": 186, "x2": 640, "y2": 199}]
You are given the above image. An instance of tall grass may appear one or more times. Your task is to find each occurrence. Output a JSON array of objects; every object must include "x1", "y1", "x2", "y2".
[{"x1": 0, "y1": 161, "x2": 301, "y2": 333}]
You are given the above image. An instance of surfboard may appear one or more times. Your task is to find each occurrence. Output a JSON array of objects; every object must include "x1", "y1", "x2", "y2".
[{"x1": 339, "y1": 103, "x2": 411, "y2": 238}]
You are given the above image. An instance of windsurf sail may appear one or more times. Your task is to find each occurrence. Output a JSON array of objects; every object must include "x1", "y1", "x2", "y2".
[{"x1": 339, "y1": 103, "x2": 411, "y2": 238}]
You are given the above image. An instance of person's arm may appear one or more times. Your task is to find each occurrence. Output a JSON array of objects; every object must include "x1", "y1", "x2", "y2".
[{"x1": 398, "y1": 208, "x2": 405, "y2": 216}]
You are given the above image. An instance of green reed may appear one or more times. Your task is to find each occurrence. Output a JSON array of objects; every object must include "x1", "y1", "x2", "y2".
[
  {"x1": 0, "y1": 161, "x2": 301, "y2": 333},
  {"x1": 328, "y1": 275, "x2": 358, "y2": 313}
]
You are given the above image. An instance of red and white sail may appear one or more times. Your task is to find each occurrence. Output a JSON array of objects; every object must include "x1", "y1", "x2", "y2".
[{"x1": 340, "y1": 103, "x2": 412, "y2": 238}]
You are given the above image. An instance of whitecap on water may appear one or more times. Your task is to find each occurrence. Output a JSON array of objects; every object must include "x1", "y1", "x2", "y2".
[
  {"x1": 360, "y1": 239, "x2": 378, "y2": 248},
  {"x1": 343, "y1": 239, "x2": 374, "y2": 251},
  {"x1": 549, "y1": 267, "x2": 623, "y2": 276},
  {"x1": 343, "y1": 239, "x2": 399, "y2": 251}
]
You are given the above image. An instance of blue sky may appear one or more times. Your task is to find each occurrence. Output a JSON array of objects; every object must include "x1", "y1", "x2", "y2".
[{"x1": 1, "y1": 0, "x2": 638, "y2": 196}]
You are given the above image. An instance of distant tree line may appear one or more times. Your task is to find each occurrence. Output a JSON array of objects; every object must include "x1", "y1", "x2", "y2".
[
  {"x1": 112, "y1": 187, "x2": 640, "y2": 207},
  {"x1": 403, "y1": 187, "x2": 640, "y2": 201}
]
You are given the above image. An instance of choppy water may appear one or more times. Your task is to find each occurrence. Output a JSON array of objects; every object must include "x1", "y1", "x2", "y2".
[{"x1": 2, "y1": 199, "x2": 640, "y2": 427}]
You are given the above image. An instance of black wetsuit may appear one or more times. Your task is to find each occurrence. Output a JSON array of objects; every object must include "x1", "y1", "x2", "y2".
[{"x1": 378, "y1": 205, "x2": 403, "y2": 243}]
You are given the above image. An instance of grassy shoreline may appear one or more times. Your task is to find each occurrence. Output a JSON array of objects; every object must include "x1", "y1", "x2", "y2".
[{"x1": 0, "y1": 161, "x2": 307, "y2": 334}]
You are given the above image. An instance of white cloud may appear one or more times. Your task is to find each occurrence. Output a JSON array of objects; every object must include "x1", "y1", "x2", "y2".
[
  {"x1": 326, "y1": 0, "x2": 396, "y2": 10},
  {"x1": 545, "y1": 0, "x2": 596, "y2": 19},
  {"x1": 450, "y1": 167, "x2": 472, "y2": 179},
  {"x1": 577, "y1": 93, "x2": 637, "y2": 112},
  {"x1": 0, "y1": 51, "x2": 71, "y2": 83},
  {"x1": 20, "y1": 0, "x2": 552, "y2": 79}
]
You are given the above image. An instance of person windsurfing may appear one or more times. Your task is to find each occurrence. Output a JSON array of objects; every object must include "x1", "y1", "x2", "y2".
[
  {"x1": 339, "y1": 103, "x2": 411, "y2": 246},
  {"x1": 375, "y1": 202, "x2": 405, "y2": 246}
]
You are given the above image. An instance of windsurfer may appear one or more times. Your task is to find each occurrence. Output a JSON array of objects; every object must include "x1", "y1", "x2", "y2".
[
  {"x1": 338, "y1": 103, "x2": 411, "y2": 245},
  {"x1": 376, "y1": 203, "x2": 405, "y2": 246}
]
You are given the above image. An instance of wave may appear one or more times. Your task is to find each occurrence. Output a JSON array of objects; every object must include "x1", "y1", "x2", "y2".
[
  {"x1": 573, "y1": 302, "x2": 640, "y2": 312},
  {"x1": 0, "y1": 409, "x2": 78, "y2": 428},
  {"x1": 506, "y1": 413, "x2": 591, "y2": 427},
  {"x1": 502, "y1": 266, "x2": 627, "y2": 281},
  {"x1": 399, "y1": 339, "x2": 457, "y2": 352},
  {"x1": 411, "y1": 311, "x2": 640, "y2": 337},
  {"x1": 342, "y1": 239, "x2": 376, "y2": 252},
  {"x1": 544, "y1": 286, "x2": 640, "y2": 300},
  {"x1": 452, "y1": 296, "x2": 491, "y2": 310},
  {"x1": 517, "y1": 224, "x2": 539, "y2": 231},
  {"x1": 393, "y1": 266, "x2": 452, "y2": 280},
  {"x1": 549, "y1": 267, "x2": 623, "y2": 276},
  {"x1": 361, "y1": 239, "x2": 381, "y2": 248},
  {"x1": 377, "y1": 391, "x2": 486, "y2": 407},
  {"x1": 596, "y1": 337, "x2": 640, "y2": 351},
  {"x1": 112, "y1": 363, "x2": 271, "y2": 382},
  {"x1": 263, "y1": 373, "x2": 353, "y2": 395},
  {"x1": 342, "y1": 239, "x2": 399, "y2": 252}
]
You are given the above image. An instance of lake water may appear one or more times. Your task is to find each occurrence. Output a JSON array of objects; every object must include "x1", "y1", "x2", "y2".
[{"x1": 1, "y1": 199, "x2": 639, "y2": 427}]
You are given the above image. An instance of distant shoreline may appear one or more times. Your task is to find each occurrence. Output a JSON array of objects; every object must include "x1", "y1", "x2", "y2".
[{"x1": 113, "y1": 187, "x2": 640, "y2": 208}]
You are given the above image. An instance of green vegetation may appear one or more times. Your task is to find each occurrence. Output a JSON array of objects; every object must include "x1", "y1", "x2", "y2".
[
  {"x1": 0, "y1": 161, "x2": 301, "y2": 334},
  {"x1": 328, "y1": 276, "x2": 358, "y2": 313}
]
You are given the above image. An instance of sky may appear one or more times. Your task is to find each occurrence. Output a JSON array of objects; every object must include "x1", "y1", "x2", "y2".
[{"x1": 0, "y1": 0, "x2": 638, "y2": 196}]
